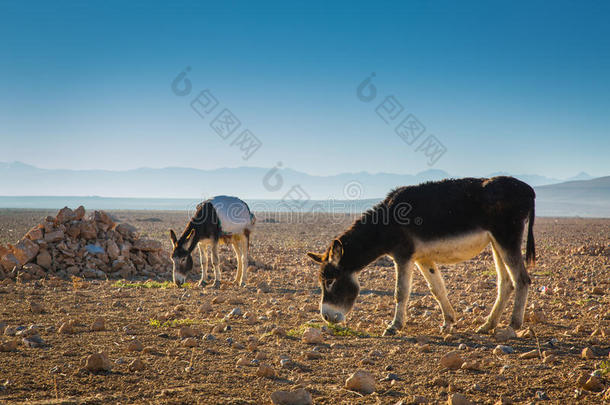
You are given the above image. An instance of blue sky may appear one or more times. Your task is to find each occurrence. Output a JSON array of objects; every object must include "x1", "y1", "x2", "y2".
[{"x1": 1, "y1": 0, "x2": 609, "y2": 179}]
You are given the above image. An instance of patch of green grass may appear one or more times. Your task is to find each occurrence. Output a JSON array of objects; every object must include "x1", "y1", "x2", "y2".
[
  {"x1": 114, "y1": 280, "x2": 176, "y2": 289},
  {"x1": 481, "y1": 267, "x2": 496, "y2": 276},
  {"x1": 533, "y1": 269, "x2": 553, "y2": 277},
  {"x1": 597, "y1": 360, "x2": 610, "y2": 377},
  {"x1": 287, "y1": 320, "x2": 370, "y2": 338},
  {"x1": 148, "y1": 318, "x2": 209, "y2": 328},
  {"x1": 113, "y1": 280, "x2": 199, "y2": 289}
]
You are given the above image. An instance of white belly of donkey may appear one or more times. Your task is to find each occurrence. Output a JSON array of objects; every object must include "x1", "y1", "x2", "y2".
[{"x1": 412, "y1": 230, "x2": 491, "y2": 264}]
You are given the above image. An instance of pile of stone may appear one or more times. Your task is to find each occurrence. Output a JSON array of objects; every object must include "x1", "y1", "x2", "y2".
[{"x1": 0, "y1": 206, "x2": 171, "y2": 281}]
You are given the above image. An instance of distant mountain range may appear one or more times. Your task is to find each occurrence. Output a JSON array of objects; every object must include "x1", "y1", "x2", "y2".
[
  {"x1": 0, "y1": 162, "x2": 608, "y2": 216},
  {"x1": 0, "y1": 161, "x2": 596, "y2": 199}
]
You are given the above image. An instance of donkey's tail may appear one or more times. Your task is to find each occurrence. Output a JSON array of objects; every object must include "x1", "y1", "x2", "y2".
[{"x1": 525, "y1": 204, "x2": 536, "y2": 269}]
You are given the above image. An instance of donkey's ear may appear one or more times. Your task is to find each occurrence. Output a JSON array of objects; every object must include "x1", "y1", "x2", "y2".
[
  {"x1": 169, "y1": 229, "x2": 178, "y2": 246},
  {"x1": 329, "y1": 239, "x2": 343, "y2": 266},
  {"x1": 307, "y1": 252, "x2": 324, "y2": 263}
]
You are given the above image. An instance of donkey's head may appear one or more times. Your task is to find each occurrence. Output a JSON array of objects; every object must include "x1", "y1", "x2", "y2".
[
  {"x1": 307, "y1": 239, "x2": 359, "y2": 324},
  {"x1": 169, "y1": 228, "x2": 196, "y2": 286}
]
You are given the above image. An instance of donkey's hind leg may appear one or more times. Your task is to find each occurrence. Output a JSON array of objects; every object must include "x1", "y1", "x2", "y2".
[
  {"x1": 501, "y1": 247, "x2": 531, "y2": 330},
  {"x1": 239, "y1": 232, "x2": 249, "y2": 286},
  {"x1": 476, "y1": 242, "x2": 513, "y2": 333}
]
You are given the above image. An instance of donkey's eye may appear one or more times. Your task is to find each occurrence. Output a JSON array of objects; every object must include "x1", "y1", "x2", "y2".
[{"x1": 325, "y1": 279, "x2": 335, "y2": 291}]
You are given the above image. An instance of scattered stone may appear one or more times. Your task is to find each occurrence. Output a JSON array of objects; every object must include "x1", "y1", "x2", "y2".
[
  {"x1": 90, "y1": 317, "x2": 105, "y2": 332},
  {"x1": 29, "y1": 301, "x2": 43, "y2": 314},
  {"x1": 412, "y1": 395, "x2": 428, "y2": 404},
  {"x1": 236, "y1": 357, "x2": 250, "y2": 366},
  {"x1": 58, "y1": 321, "x2": 74, "y2": 335},
  {"x1": 345, "y1": 369, "x2": 376, "y2": 394},
  {"x1": 440, "y1": 351, "x2": 464, "y2": 369},
  {"x1": 128, "y1": 358, "x2": 145, "y2": 372},
  {"x1": 591, "y1": 286, "x2": 604, "y2": 295},
  {"x1": 535, "y1": 390, "x2": 549, "y2": 400},
  {"x1": 495, "y1": 326, "x2": 516, "y2": 342},
  {"x1": 179, "y1": 326, "x2": 196, "y2": 338},
  {"x1": 581, "y1": 347, "x2": 596, "y2": 359},
  {"x1": 447, "y1": 393, "x2": 472, "y2": 405},
  {"x1": 0, "y1": 340, "x2": 18, "y2": 352},
  {"x1": 516, "y1": 328, "x2": 534, "y2": 338},
  {"x1": 493, "y1": 345, "x2": 514, "y2": 355},
  {"x1": 182, "y1": 338, "x2": 198, "y2": 347},
  {"x1": 461, "y1": 361, "x2": 482, "y2": 371},
  {"x1": 519, "y1": 349, "x2": 539, "y2": 359},
  {"x1": 127, "y1": 339, "x2": 143, "y2": 352},
  {"x1": 270, "y1": 388, "x2": 313, "y2": 405},
  {"x1": 302, "y1": 327, "x2": 323, "y2": 344},
  {"x1": 84, "y1": 352, "x2": 112, "y2": 372},
  {"x1": 22, "y1": 335, "x2": 45, "y2": 348},
  {"x1": 272, "y1": 327, "x2": 287, "y2": 337},
  {"x1": 256, "y1": 363, "x2": 275, "y2": 378}
]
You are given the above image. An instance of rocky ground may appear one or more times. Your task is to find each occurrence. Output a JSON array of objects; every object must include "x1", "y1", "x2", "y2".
[{"x1": 0, "y1": 210, "x2": 609, "y2": 404}]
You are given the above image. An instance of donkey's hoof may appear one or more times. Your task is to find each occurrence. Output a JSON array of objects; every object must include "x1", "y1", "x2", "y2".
[
  {"x1": 475, "y1": 323, "x2": 493, "y2": 334},
  {"x1": 440, "y1": 323, "x2": 454, "y2": 334},
  {"x1": 509, "y1": 320, "x2": 523, "y2": 330},
  {"x1": 209, "y1": 280, "x2": 221, "y2": 289},
  {"x1": 196, "y1": 279, "x2": 208, "y2": 287},
  {"x1": 383, "y1": 326, "x2": 397, "y2": 336}
]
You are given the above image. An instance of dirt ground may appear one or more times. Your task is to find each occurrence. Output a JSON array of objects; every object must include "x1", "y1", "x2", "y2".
[{"x1": 0, "y1": 210, "x2": 609, "y2": 404}]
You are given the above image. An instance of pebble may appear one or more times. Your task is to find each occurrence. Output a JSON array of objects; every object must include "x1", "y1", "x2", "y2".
[
  {"x1": 182, "y1": 338, "x2": 198, "y2": 347},
  {"x1": 29, "y1": 301, "x2": 43, "y2": 314},
  {"x1": 304, "y1": 350, "x2": 322, "y2": 360},
  {"x1": 84, "y1": 352, "x2": 112, "y2": 372},
  {"x1": 302, "y1": 328, "x2": 323, "y2": 344},
  {"x1": 179, "y1": 326, "x2": 196, "y2": 338},
  {"x1": 381, "y1": 372, "x2": 401, "y2": 381},
  {"x1": 447, "y1": 393, "x2": 472, "y2": 405},
  {"x1": 90, "y1": 317, "x2": 105, "y2": 332},
  {"x1": 256, "y1": 364, "x2": 275, "y2": 378},
  {"x1": 461, "y1": 361, "x2": 482, "y2": 371},
  {"x1": 458, "y1": 343, "x2": 467, "y2": 350},
  {"x1": 493, "y1": 345, "x2": 514, "y2": 355},
  {"x1": 535, "y1": 390, "x2": 549, "y2": 400},
  {"x1": 236, "y1": 357, "x2": 250, "y2": 366},
  {"x1": 519, "y1": 349, "x2": 539, "y2": 359},
  {"x1": 345, "y1": 369, "x2": 375, "y2": 394},
  {"x1": 440, "y1": 351, "x2": 464, "y2": 369},
  {"x1": 203, "y1": 334, "x2": 216, "y2": 341},
  {"x1": 127, "y1": 339, "x2": 143, "y2": 352},
  {"x1": 581, "y1": 347, "x2": 596, "y2": 359},
  {"x1": 128, "y1": 358, "x2": 145, "y2": 372},
  {"x1": 412, "y1": 395, "x2": 428, "y2": 404},
  {"x1": 58, "y1": 321, "x2": 74, "y2": 334},
  {"x1": 22, "y1": 335, "x2": 45, "y2": 348},
  {"x1": 495, "y1": 326, "x2": 516, "y2": 342},
  {"x1": 0, "y1": 340, "x2": 18, "y2": 352},
  {"x1": 270, "y1": 388, "x2": 313, "y2": 405},
  {"x1": 228, "y1": 307, "x2": 242, "y2": 318}
]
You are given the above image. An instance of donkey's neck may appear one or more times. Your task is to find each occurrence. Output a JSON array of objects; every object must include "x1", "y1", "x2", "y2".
[{"x1": 338, "y1": 210, "x2": 396, "y2": 273}]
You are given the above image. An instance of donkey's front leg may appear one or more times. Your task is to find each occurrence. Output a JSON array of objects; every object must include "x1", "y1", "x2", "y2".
[
  {"x1": 416, "y1": 261, "x2": 457, "y2": 333},
  {"x1": 384, "y1": 258, "x2": 413, "y2": 336},
  {"x1": 209, "y1": 241, "x2": 221, "y2": 289},
  {"x1": 197, "y1": 243, "x2": 209, "y2": 287}
]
